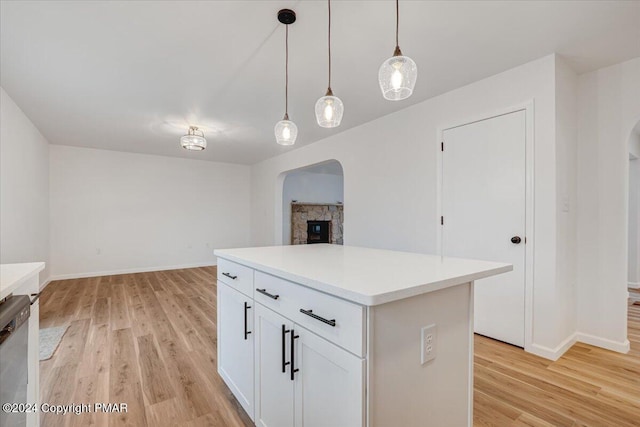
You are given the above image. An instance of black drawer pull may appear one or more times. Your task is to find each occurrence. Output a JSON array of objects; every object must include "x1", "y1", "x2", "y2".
[
  {"x1": 222, "y1": 272, "x2": 238, "y2": 280},
  {"x1": 256, "y1": 288, "x2": 279, "y2": 300},
  {"x1": 282, "y1": 324, "x2": 290, "y2": 373},
  {"x1": 299, "y1": 309, "x2": 336, "y2": 327},
  {"x1": 244, "y1": 302, "x2": 252, "y2": 340}
]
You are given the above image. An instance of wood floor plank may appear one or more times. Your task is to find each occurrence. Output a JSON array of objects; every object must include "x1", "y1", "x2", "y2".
[
  {"x1": 109, "y1": 283, "x2": 131, "y2": 331},
  {"x1": 53, "y1": 318, "x2": 90, "y2": 368},
  {"x1": 93, "y1": 297, "x2": 111, "y2": 326},
  {"x1": 136, "y1": 334, "x2": 174, "y2": 405},
  {"x1": 40, "y1": 267, "x2": 640, "y2": 427},
  {"x1": 109, "y1": 328, "x2": 147, "y2": 427}
]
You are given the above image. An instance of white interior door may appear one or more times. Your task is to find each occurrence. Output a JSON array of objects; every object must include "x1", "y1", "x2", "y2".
[{"x1": 442, "y1": 110, "x2": 526, "y2": 347}]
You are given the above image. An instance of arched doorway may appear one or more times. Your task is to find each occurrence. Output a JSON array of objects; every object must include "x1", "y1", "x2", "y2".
[{"x1": 280, "y1": 160, "x2": 344, "y2": 246}]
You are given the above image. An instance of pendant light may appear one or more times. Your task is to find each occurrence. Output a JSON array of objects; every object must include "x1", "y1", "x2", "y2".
[
  {"x1": 315, "y1": 0, "x2": 343, "y2": 128},
  {"x1": 180, "y1": 126, "x2": 206, "y2": 151},
  {"x1": 274, "y1": 9, "x2": 298, "y2": 146},
  {"x1": 378, "y1": 0, "x2": 417, "y2": 101}
]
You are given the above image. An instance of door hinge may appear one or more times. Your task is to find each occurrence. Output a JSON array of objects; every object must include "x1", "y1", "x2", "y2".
[
  {"x1": 440, "y1": 216, "x2": 444, "y2": 225},
  {"x1": 441, "y1": 142, "x2": 444, "y2": 152}
]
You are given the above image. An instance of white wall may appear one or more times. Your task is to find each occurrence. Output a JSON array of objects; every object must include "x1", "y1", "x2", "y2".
[
  {"x1": 282, "y1": 171, "x2": 344, "y2": 244},
  {"x1": 0, "y1": 87, "x2": 50, "y2": 285},
  {"x1": 554, "y1": 57, "x2": 579, "y2": 347},
  {"x1": 251, "y1": 55, "x2": 571, "y2": 357},
  {"x1": 629, "y1": 130, "x2": 640, "y2": 287},
  {"x1": 576, "y1": 57, "x2": 640, "y2": 351},
  {"x1": 50, "y1": 145, "x2": 250, "y2": 278}
]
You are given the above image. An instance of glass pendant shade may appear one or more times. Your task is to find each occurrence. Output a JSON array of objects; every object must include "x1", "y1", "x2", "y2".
[
  {"x1": 378, "y1": 54, "x2": 417, "y2": 101},
  {"x1": 180, "y1": 127, "x2": 206, "y2": 151},
  {"x1": 274, "y1": 119, "x2": 298, "y2": 146},
  {"x1": 315, "y1": 94, "x2": 344, "y2": 128}
]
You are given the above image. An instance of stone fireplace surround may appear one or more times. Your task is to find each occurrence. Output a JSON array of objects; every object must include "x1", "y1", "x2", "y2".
[{"x1": 291, "y1": 202, "x2": 344, "y2": 245}]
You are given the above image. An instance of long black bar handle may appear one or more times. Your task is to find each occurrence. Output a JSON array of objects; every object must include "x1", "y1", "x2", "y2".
[
  {"x1": 299, "y1": 309, "x2": 336, "y2": 327},
  {"x1": 257, "y1": 288, "x2": 279, "y2": 300},
  {"x1": 223, "y1": 272, "x2": 238, "y2": 280},
  {"x1": 290, "y1": 329, "x2": 299, "y2": 381},
  {"x1": 282, "y1": 324, "x2": 291, "y2": 373},
  {"x1": 244, "y1": 302, "x2": 252, "y2": 340}
]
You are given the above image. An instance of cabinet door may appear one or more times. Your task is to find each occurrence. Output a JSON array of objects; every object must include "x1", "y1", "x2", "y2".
[
  {"x1": 293, "y1": 326, "x2": 365, "y2": 427},
  {"x1": 217, "y1": 282, "x2": 254, "y2": 420},
  {"x1": 254, "y1": 303, "x2": 295, "y2": 427}
]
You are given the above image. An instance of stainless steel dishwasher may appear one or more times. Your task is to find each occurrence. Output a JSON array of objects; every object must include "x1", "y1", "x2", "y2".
[{"x1": 0, "y1": 295, "x2": 31, "y2": 427}]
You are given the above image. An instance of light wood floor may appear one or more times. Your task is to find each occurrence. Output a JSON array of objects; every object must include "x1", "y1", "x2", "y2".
[{"x1": 39, "y1": 267, "x2": 640, "y2": 426}]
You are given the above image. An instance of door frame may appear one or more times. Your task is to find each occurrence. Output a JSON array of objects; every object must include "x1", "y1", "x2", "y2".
[{"x1": 436, "y1": 100, "x2": 535, "y2": 352}]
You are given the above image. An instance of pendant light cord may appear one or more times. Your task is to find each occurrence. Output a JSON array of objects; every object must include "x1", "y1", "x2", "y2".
[
  {"x1": 328, "y1": 0, "x2": 332, "y2": 91},
  {"x1": 285, "y1": 24, "x2": 289, "y2": 118},
  {"x1": 395, "y1": 0, "x2": 399, "y2": 49}
]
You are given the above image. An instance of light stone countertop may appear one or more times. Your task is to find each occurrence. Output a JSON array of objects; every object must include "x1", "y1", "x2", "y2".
[
  {"x1": 215, "y1": 244, "x2": 512, "y2": 306},
  {"x1": 1, "y1": 262, "x2": 45, "y2": 300}
]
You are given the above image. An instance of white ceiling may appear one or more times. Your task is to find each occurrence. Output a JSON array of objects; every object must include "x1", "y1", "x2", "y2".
[{"x1": 2, "y1": 1, "x2": 639, "y2": 165}]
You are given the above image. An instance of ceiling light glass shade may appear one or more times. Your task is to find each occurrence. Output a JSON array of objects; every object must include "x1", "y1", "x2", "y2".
[
  {"x1": 180, "y1": 129, "x2": 207, "y2": 151},
  {"x1": 274, "y1": 119, "x2": 298, "y2": 145},
  {"x1": 315, "y1": 95, "x2": 344, "y2": 128},
  {"x1": 378, "y1": 54, "x2": 417, "y2": 101}
]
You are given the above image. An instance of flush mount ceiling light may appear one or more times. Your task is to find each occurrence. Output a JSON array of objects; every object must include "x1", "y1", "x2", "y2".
[
  {"x1": 180, "y1": 126, "x2": 207, "y2": 151},
  {"x1": 274, "y1": 9, "x2": 298, "y2": 146},
  {"x1": 378, "y1": 0, "x2": 417, "y2": 101},
  {"x1": 315, "y1": 0, "x2": 344, "y2": 128}
]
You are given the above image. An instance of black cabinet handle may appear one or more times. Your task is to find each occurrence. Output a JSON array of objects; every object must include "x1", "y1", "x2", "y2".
[
  {"x1": 256, "y1": 288, "x2": 279, "y2": 300},
  {"x1": 290, "y1": 329, "x2": 299, "y2": 381},
  {"x1": 244, "y1": 302, "x2": 252, "y2": 340},
  {"x1": 282, "y1": 324, "x2": 291, "y2": 373},
  {"x1": 30, "y1": 293, "x2": 41, "y2": 305},
  {"x1": 222, "y1": 272, "x2": 238, "y2": 280},
  {"x1": 299, "y1": 309, "x2": 336, "y2": 327},
  {"x1": 511, "y1": 236, "x2": 522, "y2": 244}
]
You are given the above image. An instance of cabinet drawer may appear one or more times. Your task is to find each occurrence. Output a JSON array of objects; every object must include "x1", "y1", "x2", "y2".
[
  {"x1": 217, "y1": 258, "x2": 254, "y2": 298},
  {"x1": 255, "y1": 271, "x2": 365, "y2": 357}
]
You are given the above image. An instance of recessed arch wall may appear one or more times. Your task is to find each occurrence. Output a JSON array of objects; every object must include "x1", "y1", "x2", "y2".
[{"x1": 278, "y1": 160, "x2": 344, "y2": 245}]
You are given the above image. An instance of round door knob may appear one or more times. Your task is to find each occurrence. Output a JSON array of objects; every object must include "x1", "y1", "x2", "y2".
[{"x1": 511, "y1": 236, "x2": 522, "y2": 244}]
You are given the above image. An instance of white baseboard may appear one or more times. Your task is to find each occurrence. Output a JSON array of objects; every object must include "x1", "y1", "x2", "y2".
[
  {"x1": 39, "y1": 278, "x2": 52, "y2": 292},
  {"x1": 528, "y1": 330, "x2": 631, "y2": 360},
  {"x1": 48, "y1": 262, "x2": 216, "y2": 282},
  {"x1": 528, "y1": 333, "x2": 578, "y2": 361},
  {"x1": 629, "y1": 281, "x2": 640, "y2": 290},
  {"x1": 575, "y1": 332, "x2": 630, "y2": 354}
]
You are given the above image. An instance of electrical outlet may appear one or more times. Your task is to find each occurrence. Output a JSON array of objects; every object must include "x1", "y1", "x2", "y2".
[{"x1": 421, "y1": 324, "x2": 437, "y2": 364}]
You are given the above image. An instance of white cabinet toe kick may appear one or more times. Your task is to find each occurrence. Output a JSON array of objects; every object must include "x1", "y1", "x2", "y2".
[{"x1": 215, "y1": 245, "x2": 511, "y2": 427}]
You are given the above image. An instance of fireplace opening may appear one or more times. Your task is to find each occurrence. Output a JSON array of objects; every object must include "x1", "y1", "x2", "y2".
[{"x1": 307, "y1": 220, "x2": 331, "y2": 244}]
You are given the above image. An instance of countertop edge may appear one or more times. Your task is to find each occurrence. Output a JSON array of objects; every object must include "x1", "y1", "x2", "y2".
[
  {"x1": 0, "y1": 262, "x2": 45, "y2": 300},
  {"x1": 215, "y1": 252, "x2": 513, "y2": 306}
]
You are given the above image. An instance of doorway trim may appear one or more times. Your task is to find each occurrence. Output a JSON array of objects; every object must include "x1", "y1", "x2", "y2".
[{"x1": 435, "y1": 100, "x2": 535, "y2": 353}]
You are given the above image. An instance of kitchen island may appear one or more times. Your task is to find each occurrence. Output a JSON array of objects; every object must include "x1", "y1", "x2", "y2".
[{"x1": 214, "y1": 244, "x2": 511, "y2": 427}]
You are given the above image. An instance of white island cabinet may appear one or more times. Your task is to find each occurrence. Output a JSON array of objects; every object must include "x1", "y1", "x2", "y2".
[
  {"x1": 1, "y1": 262, "x2": 45, "y2": 427},
  {"x1": 215, "y1": 245, "x2": 511, "y2": 427}
]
